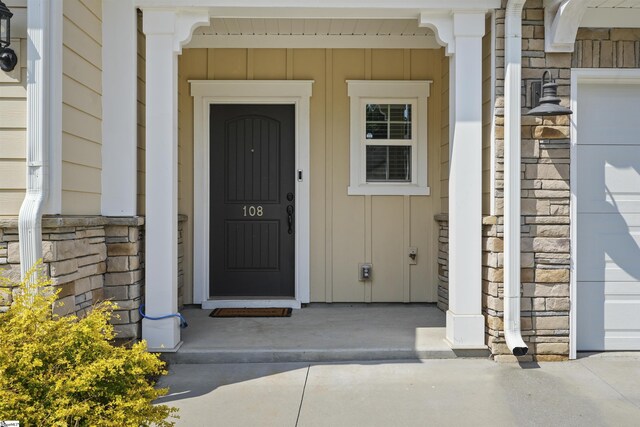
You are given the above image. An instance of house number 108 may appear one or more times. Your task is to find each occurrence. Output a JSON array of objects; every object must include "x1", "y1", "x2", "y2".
[{"x1": 243, "y1": 206, "x2": 264, "y2": 217}]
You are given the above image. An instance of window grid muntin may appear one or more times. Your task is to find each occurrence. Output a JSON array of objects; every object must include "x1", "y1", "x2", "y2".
[{"x1": 361, "y1": 98, "x2": 418, "y2": 185}]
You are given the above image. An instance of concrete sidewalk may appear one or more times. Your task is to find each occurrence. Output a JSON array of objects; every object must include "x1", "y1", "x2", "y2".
[{"x1": 156, "y1": 353, "x2": 640, "y2": 426}]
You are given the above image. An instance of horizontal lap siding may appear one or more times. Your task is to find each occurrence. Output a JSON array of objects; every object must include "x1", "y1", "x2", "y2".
[
  {"x1": 0, "y1": 1, "x2": 27, "y2": 215},
  {"x1": 62, "y1": 0, "x2": 103, "y2": 215}
]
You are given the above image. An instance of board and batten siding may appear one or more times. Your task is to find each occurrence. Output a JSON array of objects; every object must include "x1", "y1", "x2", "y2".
[
  {"x1": 178, "y1": 48, "x2": 445, "y2": 303},
  {"x1": 0, "y1": 0, "x2": 27, "y2": 215},
  {"x1": 61, "y1": 0, "x2": 103, "y2": 214},
  {"x1": 137, "y1": 12, "x2": 146, "y2": 215}
]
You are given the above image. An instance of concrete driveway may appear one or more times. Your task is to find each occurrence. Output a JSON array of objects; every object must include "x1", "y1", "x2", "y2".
[{"x1": 155, "y1": 354, "x2": 640, "y2": 426}]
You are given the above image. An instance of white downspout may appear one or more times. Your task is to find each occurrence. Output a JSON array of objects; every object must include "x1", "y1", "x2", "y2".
[
  {"x1": 18, "y1": 0, "x2": 51, "y2": 278},
  {"x1": 503, "y1": 0, "x2": 529, "y2": 356}
]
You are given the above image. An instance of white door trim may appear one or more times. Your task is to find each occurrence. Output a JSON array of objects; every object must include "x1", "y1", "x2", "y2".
[
  {"x1": 190, "y1": 80, "x2": 314, "y2": 309},
  {"x1": 569, "y1": 68, "x2": 640, "y2": 359}
]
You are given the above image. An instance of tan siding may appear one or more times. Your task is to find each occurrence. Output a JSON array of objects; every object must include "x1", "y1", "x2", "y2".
[
  {"x1": 440, "y1": 56, "x2": 450, "y2": 214},
  {"x1": 179, "y1": 48, "x2": 446, "y2": 302},
  {"x1": 137, "y1": 13, "x2": 146, "y2": 215},
  {"x1": 61, "y1": 0, "x2": 103, "y2": 214},
  {"x1": 482, "y1": 15, "x2": 493, "y2": 215},
  {"x1": 0, "y1": 9, "x2": 27, "y2": 215},
  {"x1": 177, "y1": 48, "x2": 206, "y2": 305}
]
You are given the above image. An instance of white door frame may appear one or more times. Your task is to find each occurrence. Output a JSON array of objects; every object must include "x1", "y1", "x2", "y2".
[
  {"x1": 191, "y1": 80, "x2": 313, "y2": 309},
  {"x1": 569, "y1": 68, "x2": 640, "y2": 359}
]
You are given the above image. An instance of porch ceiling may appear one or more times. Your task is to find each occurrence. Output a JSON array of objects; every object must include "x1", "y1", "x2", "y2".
[
  {"x1": 200, "y1": 18, "x2": 435, "y2": 37},
  {"x1": 186, "y1": 18, "x2": 441, "y2": 49},
  {"x1": 588, "y1": 0, "x2": 640, "y2": 7},
  {"x1": 583, "y1": 0, "x2": 640, "y2": 27}
]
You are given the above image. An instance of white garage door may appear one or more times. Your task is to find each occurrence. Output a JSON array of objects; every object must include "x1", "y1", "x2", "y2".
[{"x1": 576, "y1": 82, "x2": 640, "y2": 351}]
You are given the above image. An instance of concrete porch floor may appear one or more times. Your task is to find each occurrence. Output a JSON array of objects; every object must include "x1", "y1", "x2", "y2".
[{"x1": 163, "y1": 304, "x2": 489, "y2": 364}]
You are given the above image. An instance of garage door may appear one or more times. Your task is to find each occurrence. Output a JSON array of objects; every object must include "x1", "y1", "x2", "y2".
[{"x1": 576, "y1": 82, "x2": 640, "y2": 351}]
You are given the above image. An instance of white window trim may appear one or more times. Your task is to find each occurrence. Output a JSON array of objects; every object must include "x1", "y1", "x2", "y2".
[
  {"x1": 347, "y1": 80, "x2": 432, "y2": 196},
  {"x1": 190, "y1": 80, "x2": 313, "y2": 308}
]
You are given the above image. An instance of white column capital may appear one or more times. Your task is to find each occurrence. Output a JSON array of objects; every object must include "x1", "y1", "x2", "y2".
[
  {"x1": 452, "y1": 11, "x2": 487, "y2": 38},
  {"x1": 419, "y1": 10, "x2": 486, "y2": 56},
  {"x1": 141, "y1": 8, "x2": 209, "y2": 53},
  {"x1": 419, "y1": 12, "x2": 454, "y2": 55}
]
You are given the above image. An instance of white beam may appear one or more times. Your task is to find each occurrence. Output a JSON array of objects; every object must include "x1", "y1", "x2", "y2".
[
  {"x1": 141, "y1": 8, "x2": 208, "y2": 352},
  {"x1": 134, "y1": 0, "x2": 501, "y2": 13},
  {"x1": 102, "y1": 0, "x2": 138, "y2": 216},
  {"x1": 544, "y1": 0, "x2": 589, "y2": 53},
  {"x1": 419, "y1": 12, "x2": 455, "y2": 55},
  {"x1": 446, "y1": 11, "x2": 486, "y2": 349}
]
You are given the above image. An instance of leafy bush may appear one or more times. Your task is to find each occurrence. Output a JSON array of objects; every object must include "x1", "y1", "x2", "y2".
[{"x1": 0, "y1": 263, "x2": 177, "y2": 426}]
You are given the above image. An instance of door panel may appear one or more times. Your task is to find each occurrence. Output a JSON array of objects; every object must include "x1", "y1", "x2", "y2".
[
  {"x1": 210, "y1": 104, "x2": 295, "y2": 298},
  {"x1": 576, "y1": 82, "x2": 640, "y2": 351},
  {"x1": 577, "y1": 145, "x2": 640, "y2": 214}
]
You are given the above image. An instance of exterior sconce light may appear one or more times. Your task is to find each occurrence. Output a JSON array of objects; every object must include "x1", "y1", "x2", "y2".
[
  {"x1": 525, "y1": 70, "x2": 572, "y2": 117},
  {"x1": 0, "y1": 0, "x2": 17, "y2": 72}
]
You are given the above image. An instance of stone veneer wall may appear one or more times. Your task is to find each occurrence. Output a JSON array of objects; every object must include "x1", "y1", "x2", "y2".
[
  {"x1": 434, "y1": 3, "x2": 640, "y2": 361},
  {"x1": 483, "y1": 0, "x2": 640, "y2": 361},
  {"x1": 0, "y1": 215, "x2": 187, "y2": 340},
  {"x1": 435, "y1": 215, "x2": 449, "y2": 311}
]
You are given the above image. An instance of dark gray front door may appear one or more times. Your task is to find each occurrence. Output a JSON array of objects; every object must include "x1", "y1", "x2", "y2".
[{"x1": 210, "y1": 104, "x2": 295, "y2": 298}]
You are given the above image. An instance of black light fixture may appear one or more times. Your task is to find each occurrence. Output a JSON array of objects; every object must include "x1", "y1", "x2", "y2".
[
  {"x1": 525, "y1": 70, "x2": 572, "y2": 117},
  {"x1": 0, "y1": 0, "x2": 17, "y2": 72}
]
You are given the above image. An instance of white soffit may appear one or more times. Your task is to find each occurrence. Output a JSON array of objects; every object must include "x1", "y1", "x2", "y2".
[
  {"x1": 583, "y1": 0, "x2": 640, "y2": 28},
  {"x1": 186, "y1": 18, "x2": 440, "y2": 49}
]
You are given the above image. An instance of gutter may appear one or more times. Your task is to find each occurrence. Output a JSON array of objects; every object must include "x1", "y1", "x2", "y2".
[
  {"x1": 18, "y1": 0, "x2": 51, "y2": 278},
  {"x1": 503, "y1": 0, "x2": 529, "y2": 356}
]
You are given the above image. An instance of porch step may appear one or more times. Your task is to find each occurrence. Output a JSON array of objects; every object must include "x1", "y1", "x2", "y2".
[
  {"x1": 162, "y1": 347, "x2": 491, "y2": 365},
  {"x1": 163, "y1": 305, "x2": 490, "y2": 364}
]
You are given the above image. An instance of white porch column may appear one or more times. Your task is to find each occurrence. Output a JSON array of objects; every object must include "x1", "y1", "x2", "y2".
[
  {"x1": 141, "y1": 9, "x2": 208, "y2": 351},
  {"x1": 102, "y1": 0, "x2": 137, "y2": 216},
  {"x1": 446, "y1": 11, "x2": 487, "y2": 349}
]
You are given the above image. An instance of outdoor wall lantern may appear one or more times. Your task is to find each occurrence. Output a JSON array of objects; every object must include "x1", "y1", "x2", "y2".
[
  {"x1": 525, "y1": 70, "x2": 572, "y2": 117},
  {"x1": 0, "y1": 0, "x2": 17, "y2": 72}
]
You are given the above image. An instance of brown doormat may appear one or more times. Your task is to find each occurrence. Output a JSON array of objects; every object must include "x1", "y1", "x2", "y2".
[{"x1": 209, "y1": 308, "x2": 292, "y2": 318}]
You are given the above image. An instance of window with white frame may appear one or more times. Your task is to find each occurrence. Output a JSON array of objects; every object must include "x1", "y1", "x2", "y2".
[{"x1": 347, "y1": 81, "x2": 431, "y2": 195}]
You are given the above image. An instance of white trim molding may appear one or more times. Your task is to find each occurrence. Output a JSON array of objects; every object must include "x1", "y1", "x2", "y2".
[
  {"x1": 346, "y1": 80, "x2": 432, "y2": 196},
  {"x1": 102, "y1": 0, "x2": 138, "y2": 216},
  {"x1": 569, "y1": 68, "x2": 640, "y2": 360},
  {"x1": 419, "y1": 12, "x2": 455, "y2": 55},
  {"x1": 544, "y1": 0, "x2": 589, "y2": 53},
  {"x1": 46, "y1": 1, "x2": 62, "y2": 215},
  {"x1": 190, "y1": 80, "x2": 314, "y2": 309},
  {"x1": 141, "y1": 8, "x2": 209, "y2": 352},
  {"x1": 446, "y1": 10, "x2": 487, "y2": 350}
]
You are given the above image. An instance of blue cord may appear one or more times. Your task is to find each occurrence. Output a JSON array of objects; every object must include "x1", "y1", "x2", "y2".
[{"x1": 139, "y1": 304, "x2": 188, "y2": 328}]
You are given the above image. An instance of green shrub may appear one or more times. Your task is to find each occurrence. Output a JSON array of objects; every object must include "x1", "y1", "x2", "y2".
[{"x1": 0, "y1": 263, "x2": 178, "y2": 426}]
